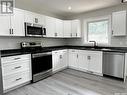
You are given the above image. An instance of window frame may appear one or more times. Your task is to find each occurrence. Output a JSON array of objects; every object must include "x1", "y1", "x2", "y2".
[{"x1": 84, "y1": 16, "x2": 111, "y2": 46}]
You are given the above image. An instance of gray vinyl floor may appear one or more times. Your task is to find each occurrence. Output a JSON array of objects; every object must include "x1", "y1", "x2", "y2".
[{"x1": 5, "y1": 69, "x2": 127, "y2": 95}]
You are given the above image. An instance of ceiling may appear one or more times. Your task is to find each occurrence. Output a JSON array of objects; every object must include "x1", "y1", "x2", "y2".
[{"x1": 15, "y1": 0, "x2": 121, "y2": 18}]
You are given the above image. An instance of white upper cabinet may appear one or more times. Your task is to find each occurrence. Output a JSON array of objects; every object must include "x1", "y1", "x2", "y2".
[
  {"x1": 11, "y1": 8, "x2": 25, "y2": 36},
  {"x1": 0, "y1": 14, "x2": 11, "y2": 36},
  {"x1": 71, "y1": 20, "x2": 81, "y2": 37},
  {"x1": 0, "y1": 8, "x2": 25, "y2": 36},
  {"x1": 32, "y1": 13, "x2": 46, "y2": 25},
  {"x1": 45, "y1": 16, "x2": 56, "y2": 37},
  {"x1": 55, "y1": 18, "x2": 63, "y2": 38},
  {"x1": 112, "y1": 11, "x2": 126, "y2": 36},
  {"x1": 24, "y1": 10, "x2": 45, "y2": 25},
  {"x1": 24, "y1": 11, "x2": 34, "y2": 23},
  {"x1": 63, "y1": 20, "x2": 72, "y2": 38}
]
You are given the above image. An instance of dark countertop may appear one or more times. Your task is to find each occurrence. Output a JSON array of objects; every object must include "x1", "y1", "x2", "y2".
[{"x1": 1, "y1": 45, "x2": 127, "y2": 57}]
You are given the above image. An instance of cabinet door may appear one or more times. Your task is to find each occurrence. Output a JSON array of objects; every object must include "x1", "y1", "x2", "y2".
[
  {"x1": 59, "y1": 50, "x2": 68, "y2": 69},
  {"x1": 63, "y1": 20, "x2": 72, "y2": 38},
  {"x1": 88, "y1": 51, "x2": 102, "y2": 74},
  {"x1": 33, "y1": 13, "x2": 46, "y2": 25},
  {"x1": 11, "y1": 8, "x2": 25, "y2": 36},
  {"x1": 24, "y1": 11, "x2": 34, "y2": 23},
  {"x1": 55, "y1": 19, "x2": 63, "y2": 38},
  {"x1": 71, "y1": 20, "x2": 81, "y2": 37},
  {"x1": 78, "y1": 51, "x2": 88, "y2": 71},
  {"x1": 52, "y1": 51, "x2": 60, "y2": 72},
  {"x1": 68, "y1": 50, "x2": 78, "y2": 68},
  {"x1": 45, "y1": 16, "x2": 56, "y2": 37},
  {"x1": 112, "y1": 11, "x2": 126, "y2": 36},
  {"x1": 0, "y1": 14, "x2": 11, "y2": 36}
]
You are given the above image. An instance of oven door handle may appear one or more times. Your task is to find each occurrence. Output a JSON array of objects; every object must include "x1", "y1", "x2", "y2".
[{"x1": 32, "y1": 52, "x2": 52, "y2": 58}]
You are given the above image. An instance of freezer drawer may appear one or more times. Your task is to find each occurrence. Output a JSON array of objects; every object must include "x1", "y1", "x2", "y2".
[{"x1": 103, "y1": 52, "x2": 125, "y2": 78}]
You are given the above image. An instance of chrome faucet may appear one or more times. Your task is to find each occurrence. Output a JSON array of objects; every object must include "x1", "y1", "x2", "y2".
[{"x1": 89, "y1": 41, "x2": 97, "y2": 47}]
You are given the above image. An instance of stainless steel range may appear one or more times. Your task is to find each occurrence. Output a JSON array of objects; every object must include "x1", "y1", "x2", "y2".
[{"x1": 21, "y1": 42, "x2": 52, "y2": 82}]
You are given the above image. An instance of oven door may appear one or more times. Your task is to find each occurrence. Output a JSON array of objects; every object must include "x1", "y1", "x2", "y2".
[
  {"x1": 25, "y1": 23, "x2": 43, "y2": 37},
  {"x1": 32, "y1": 52, "x2": 52, "y2": 82}
]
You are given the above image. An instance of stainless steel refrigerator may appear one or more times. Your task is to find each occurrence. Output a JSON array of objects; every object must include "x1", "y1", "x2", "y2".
[{"x1": 0, "y1": 52, "x2": 3, "y2": 95}]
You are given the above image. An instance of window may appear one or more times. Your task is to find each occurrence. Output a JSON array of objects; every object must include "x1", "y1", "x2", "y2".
[{"x1": 87, "y1": 19, "x2": 109, "y2": 44}]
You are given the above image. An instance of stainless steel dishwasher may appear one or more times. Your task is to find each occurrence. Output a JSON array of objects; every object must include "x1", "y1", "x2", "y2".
[{"x1": 103, "y1": 52, "x2": 125, "y2": 79}]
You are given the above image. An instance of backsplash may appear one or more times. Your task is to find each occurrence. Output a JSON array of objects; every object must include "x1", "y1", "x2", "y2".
[{"x1": 0, "y1": 37, "x2": 66, "y2": 50}]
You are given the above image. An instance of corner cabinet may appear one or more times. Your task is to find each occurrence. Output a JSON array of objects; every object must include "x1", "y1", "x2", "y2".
[
  {"x1": 0, "y1": 8, "x2": 25, "y2": 36},
  {"x1": 112, "y1": 11, "x2": 127, "y2": 36}
]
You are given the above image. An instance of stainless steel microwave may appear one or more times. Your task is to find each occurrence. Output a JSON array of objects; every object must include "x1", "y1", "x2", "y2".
[{"x1": 25, "y1": 22, "x2": 46, "y2": 37}]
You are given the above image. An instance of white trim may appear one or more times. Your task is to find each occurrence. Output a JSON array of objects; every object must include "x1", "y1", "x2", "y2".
[{"x1": 83, "y1": 15, "x2": 111, "y2": 46}]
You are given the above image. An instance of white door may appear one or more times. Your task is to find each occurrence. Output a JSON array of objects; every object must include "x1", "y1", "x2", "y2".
[
  {"x1": 11, "y1": 8, "x2": 25, "y2": 36},
  {"x1": 88, "y1": 51, "x2": 102, "y2": 74},
  {"x1": 45, "y1": 16, "x2": 56, "y2": 37},
  {"x1": 78, "y1": 50, "x2": 89, "y2": 71},
  {"x1": 71, "y1": 20, "x2": 81, "y2": 37},
  {"x1": 0, "y1": 14, "x2": 11, "y2": 36},
  {"x1": 112, "y1": 11, "x2": 126, "y2": 36},
  {"x1": 55, "y1": 19, "x2": 63, "y2": 38},
  {"x1": 63, "y1": 20, "x2": 71, "y2": 38},
  {"x1": 68, "y1": 50, "x2": 78, "y2": 69}
]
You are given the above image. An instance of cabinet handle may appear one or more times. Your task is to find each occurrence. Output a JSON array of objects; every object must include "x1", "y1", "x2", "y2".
[
  {"x1": 9, "y1": 29, "x2": 12, "y2": 34},
  {"x1": 70, "y1": 33, "x2": 72, "y2": 37},
  {"x1": 15, "y1": 78, "x2": 22, "y2": 81},
  {"x1": 35, "y1": 18, "x2": 38, "y2": 23},
  {"x1": 12, "y1": 29, "x2": 14, "y2": 34},
  {"x1": 14, "y1": 66, "x2": 22, "y2": 70},
  {"x1": 55, "y1": 33, "x2": 57, "y2": 37},
  {"x1": 112, "y1": 30, "x2": 113, "y2": 35},
  {"x1": 77, "y1": 54, "x2": 78, "y2": 58},
  {"x1": 14, "y1": 58, "x2": 21, "y2": 60},
  {"x1": 76, "y1": 33, "x2": 77, "y2": 37},
  {"x1": 60, "y1": 55, "x2": 62, "y2": 59},
  {"x1": 87, "y1": 56, "x2": 91, "y2": 60}
]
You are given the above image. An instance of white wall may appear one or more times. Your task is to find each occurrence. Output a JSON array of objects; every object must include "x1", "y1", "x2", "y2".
[
  {"x1": 0, "y1": 37, "x2": 66, "y2": 50},
  {"x1": 66, "y1": 4, "x2": 127, "y2": 47}
]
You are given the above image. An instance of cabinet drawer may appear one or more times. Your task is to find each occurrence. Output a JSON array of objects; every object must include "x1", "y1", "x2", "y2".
[
  {"x1": 2, "y1": 60, "x2": 31, "y2": 76},
  {"x1": 1, "y1": 54, "x2": 31, "y2": 64},
  {"x1": 3, "y1": 71, "x2": 31, "y2": 90}
]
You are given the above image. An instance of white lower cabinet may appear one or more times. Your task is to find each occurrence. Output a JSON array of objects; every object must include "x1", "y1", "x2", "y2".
[
  {"x1": 68, "y1": 49, "x2": 78, "y2": 69},
  {"x1": 1, "y1": 54, "x2": 32, "y2": 91},
  {"x1": 87, "y1": 51, "x2": 102, "y2": 74},
  {"x1": 78, "y1": 50, "x2": 89, "y2": 71},
  {"x1": 52, "y1": 50, "x2": 68, "y2": 72},
  {"x1": 68, "y1": 49, "x2": 103, "y2": 75}
]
